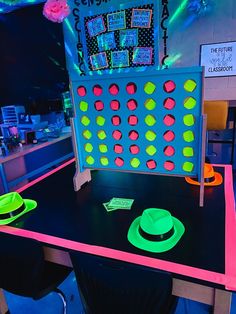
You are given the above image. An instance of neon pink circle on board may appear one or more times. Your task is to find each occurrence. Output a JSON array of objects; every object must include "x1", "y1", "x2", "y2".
[
  {"x1": 164, "y1": 80, "x2": 176, "y2": 93},
  {"x1": 128, "y1": 115, "x2": 138, "y2": 126},
  {"x1": 129, "y1": 145, "x2": 140, "y2": 154},
  {"x1": 93, "y1": 85, "x2": 103, "y2": 96},
  {"x1": 163, "y1": 97, "x2": 176, "y2": 110},
  {"x1": 94, "y1": 100, "x2": 104, "y2": 111},
  {"x1": 126, "y1": 82, "x2": 137, "y2": 94},
  {"x1": 112, "y1": 130, "x2": 122, "y2": 140},
  {"x1": 163, "y1": 130, "x2": 175, "y2": 142},
  {"x1": 146, "y1": 160, "x2": 157, "y2": 170},
  {"x1": 115, "y1": 157, "x2": 124, "y2": 167},
  {"x1": 129, "y1": 130, "x2": 139, "y2": 140},
  {"x1": 164, "y1": 161, "x2": 175, "y2": 171},
  {"x1": 109, "y1": 84, "x2": 119, "y2": 95},
  {"x1": 114, "y1": 144, "x2": 123, "y2": 154},
  {"x1": 77, "y1": 86, "x2": 86, "y2": 97},
  {"x1": 164, "y1": 146, "x2": 175, "y2": 157},
  {"x1": 112, "y1": 116, "x2": 121, "y2": 126},
  {"x1": 127, "y1": 99, "x2": 137, "y2": 111},
  {"x1": 110, "y1": 100, "x2": 120, "y2": 111},
  {"x1": 163, "y1": 114, "x2": 175, "y2": 126}
]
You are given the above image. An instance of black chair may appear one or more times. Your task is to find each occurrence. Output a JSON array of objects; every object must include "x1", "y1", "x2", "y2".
[
  {"x1": 0, "y1": 233, "x2": 72, "y2": 314},
  {"x1": 70, "y1": 251, "x2": 178, "y2": 314}
]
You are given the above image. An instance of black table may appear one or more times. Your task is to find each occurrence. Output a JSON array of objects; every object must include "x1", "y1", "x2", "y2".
[{"x1": 0, "y1": 159, "x2": 235, "y2": 314}]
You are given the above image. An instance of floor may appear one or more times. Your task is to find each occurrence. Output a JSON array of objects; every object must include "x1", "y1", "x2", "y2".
[{"x1": 3, "y1": 140, "x2": 236, "y2": 314}]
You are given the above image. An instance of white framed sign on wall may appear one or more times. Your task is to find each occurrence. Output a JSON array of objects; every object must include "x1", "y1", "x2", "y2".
[{"x1": 200, "y1": 41, "x2": 236, "y2": 77}]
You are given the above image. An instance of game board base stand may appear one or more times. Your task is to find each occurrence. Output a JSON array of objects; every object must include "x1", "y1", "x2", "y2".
[{"x1": 71, "y1": 118, "x2": 91, "y2": 191}]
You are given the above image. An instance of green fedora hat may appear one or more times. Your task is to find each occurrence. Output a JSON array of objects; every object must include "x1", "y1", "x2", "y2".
[
  {"x1": 127, "y1": 208, "x2": 185, "y2": 253},
  {"x1": 0, "y1": 192, "x2": 37, "y2": 225}
]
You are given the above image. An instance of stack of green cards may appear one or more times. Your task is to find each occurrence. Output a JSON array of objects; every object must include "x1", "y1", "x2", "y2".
[{"x1": 103, "y1": 198, "x2": 134, "y2": 212}]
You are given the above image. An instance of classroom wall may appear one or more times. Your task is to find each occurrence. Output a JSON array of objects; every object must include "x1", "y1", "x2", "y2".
[{"x1": 166, "y1": 0, "x2": 236, "y2": 101}]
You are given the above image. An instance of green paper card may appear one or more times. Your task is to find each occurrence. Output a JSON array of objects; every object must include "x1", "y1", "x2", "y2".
[{"x1": 109, "y1": 198, "x2": 134, "y2": 209}]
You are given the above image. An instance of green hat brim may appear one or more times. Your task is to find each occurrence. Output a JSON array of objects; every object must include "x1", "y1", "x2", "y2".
[
  {"x1": 127, "y1": 216, "x2": 185, "y2": 253},
  {"x1": 0, "y1": 199, "x2": 37, "y2": 225}
]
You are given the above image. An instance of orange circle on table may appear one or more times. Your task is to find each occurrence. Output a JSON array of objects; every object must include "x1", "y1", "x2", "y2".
[
  {"x1": 114, "y1": 144, "x2": 123, "y2": 154},
  {"x1": 163, "y1": 146, "x2": 175, "y2": 157},
  {"x1": 129, "y1": 145, "x2": 140, "y2": 154},
  {"x1": 112, "y1": 130, "x2": 122, "y2": 140},
  {"x1": 164, "y1": 161, "x2": 175, "y2": 171},
  {"x1": 163, "y1": 97, "x2": 176, "y2": 110},
  {"x1": 93, "y1": 84, "x2": 103, "y2": 96},
  {"x1": 163, "y1": 114, "x2": 175, "y2": 126},
  {"x1": 126, "y1": 82, "x2": 137, "y2": 94},
  {"x1": 77, "y1": 86, "x2": 86, "y2": 97},
  {"x1": 110, "y1": 100, "x2": 120, "y2": 111},
  {"x1": 146, "y1": 159, "x2": 157, "y2": 170},
  {"x1": 115, "y1": 157, "x2": 124, "y2": 167},
  {"x1": 109, "y1": 84, "x2": 119, "y2": 95},
  {"x1": 94, "y1": 100, "x2": 104, "y2": 111},
  {"x1": 163, "y1": 130, "x2": 175, "y2": 142}
]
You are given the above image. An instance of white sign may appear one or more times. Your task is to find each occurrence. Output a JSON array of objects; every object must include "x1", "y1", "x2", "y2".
[{"x1": 200, "y1": 41, "x2": 236, "y2": 77}]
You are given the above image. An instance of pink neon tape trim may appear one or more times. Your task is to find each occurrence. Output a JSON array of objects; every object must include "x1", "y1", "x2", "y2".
[
  {"x1": 0, "y1": 224, "x2": 236, "y2": 290},
  {"x1": 7, "y1": 162, "x2": 236, "y2": 290},
  {"x1": 222, "y1": 165, "x2": 236, "y2": 290},
  {"x1": 16, "y1": 158, "x2": 75, "y2": 193}
]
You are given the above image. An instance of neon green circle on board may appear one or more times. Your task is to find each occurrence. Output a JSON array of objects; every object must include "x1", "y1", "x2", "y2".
[
  {"x1": 184, "y1": 97, "x2": 196, "y2": 109},
  {"x1": 183, "y1": 130, "x2": 194, "y2": 142},
  {"x1": 100, "y1": 157, "x2": 109, "y2": 166},
  {"x1": 81, "y1": 116, "x2": 90, "y2": 126},
  {"x1": 86, "y1": 156, "x2": 95, "y2": 165},
  {"x1": 145, "y1": 115, "x2": 156, "y2": 126},
  {"x1": 183, "y1": 147, "x2": 194, "y2": 157},
  {"x1": 84, "y1": 143, "x2": 93, "y2": 153},
  {"x1": 146, "y1": 145, "x2": 157, "y2": 156},
  {"x1": 97, "y1": 130, "x2": 107, "y2": 140},
  {"x1": 99, "y1": 144, "x2": 108, "y2": 153},
  {"x1": 145, "y1": 130, "x2": 156, "y2": 141},
  {"x1": 80, "y1": 101, "x2": 89, "y2": 112},
  {"x1": 144, "y1": 82, "x2": 156, "y2": 95},
  {"x1": 83, "y1": 130, "x2": 92, "y2": 140},
  {"x1": 131, "y1": 158, "x2": 140, "y2": 168},
  {"x1": 96, "y1": 116, "x2": 106, "y2": 126},
  {"x1": 184, "y1": 79, "x2": 197, "y2": 92},
  {"x1": 183, "y1": 161, "x2": 194, "y2": 172},
  {"x1": 183, "y1": 114, "x2": 195, "y2": 126},
  {"x1": 145, "y1": 98, "x2": 156, "y2": 110}
]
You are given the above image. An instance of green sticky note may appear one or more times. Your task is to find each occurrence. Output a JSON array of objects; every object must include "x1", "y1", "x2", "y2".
[
  {"x1": 96, "y1": 116, "x2": 106, "y2": 126},
  {"x1": 81, "y1": 116, "x2": 90, "y2": 126},
  {"x1": 80, "y1": 101, "x2": 88, "y2": 112},
  {"x1": 145, "y1": 98, "x2": 156, "y2": 110},
  {"x1": 183, "y1": 114, "x2": 195, "y2": 127},
  {"x1": 130, "y1": 158, "x2": 140, "y2": 168},
  {"x1": 146, "y1": 145, "x2": 157, "y2": 156},
  {"x1": 145, "y1": 115, "x2": 156, "y2": 126},
  {"x1": 183, "y1": 130, "x2": 194, "y2": 142},
  {"x1": 100, "y1": 157, "x2": 109, "y2": 166},
  {"x1": 109, "y1": 198, "x2": 134, "y2": 209},
  {"x1": 183, "y1": 147, "x2": 194, "y2": 157},
  {"x1": 83, "y1": 130, "x2": 92, "y2": 140},
  {"x1": 144, "y1": 82, "x2": 156, "y2": 95},
  {"x1": 183, "y1": 162, "x2": 194, "y2": 172},
  {"x1": 184, "y1": 79, "x2": 197, "y2": 92},
  {"x1": 86, "y1": 156, "x2": 95, "y2": 165},
  {"x1": 184, "y1": 97, "x2": 196, "y2": 109},
  {"x1": 99, "y1": 144, "x2": 108, "y2": 153},
  {"x1": 84, "y1": 143, "x2": 93, "y2": 153},
  {"x1": 145, "y1": 130, "x2": 156, "y2": 141},
  {"x1": 97, "y1": 130, "x2": 107, "y2": 140}
]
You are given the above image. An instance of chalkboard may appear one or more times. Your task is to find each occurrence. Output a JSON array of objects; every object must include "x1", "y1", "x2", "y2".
[{"x1": 200, "y1": 41, "x2": 236, "y2": 77}]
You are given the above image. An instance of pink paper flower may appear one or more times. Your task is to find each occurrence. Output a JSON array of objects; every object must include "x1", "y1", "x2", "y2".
[{"x1": 43, "y1": 0, "x2": 70, "y2": 23}]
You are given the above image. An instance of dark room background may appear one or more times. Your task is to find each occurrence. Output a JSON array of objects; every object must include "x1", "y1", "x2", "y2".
[{"x1": 0, "y1": 3, "x2": 69, "y2": 115}]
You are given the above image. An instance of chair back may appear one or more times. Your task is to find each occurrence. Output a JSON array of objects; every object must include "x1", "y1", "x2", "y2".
[
  {"x1": 203, "y1": 100, "x2": 229, "y2": 130},
  {"x1": 0, "y1": 233, "x2": 44, "y2": 297},
  {"x1": 70, "y1": 251, "x2": 177, "y2": 314}
]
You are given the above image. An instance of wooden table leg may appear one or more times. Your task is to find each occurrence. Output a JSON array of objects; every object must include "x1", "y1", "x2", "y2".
[
  {"x1": 0, "y1": 289, "x2": 8, "y2": 314},
  {"x1": 213, "y1": 289, "x2": 232, "y2": 314}
]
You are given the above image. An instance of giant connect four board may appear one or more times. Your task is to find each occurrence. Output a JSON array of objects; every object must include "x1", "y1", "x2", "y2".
[{"x1": 72, "y1": 67, "x2": 204, "y2": 177}]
